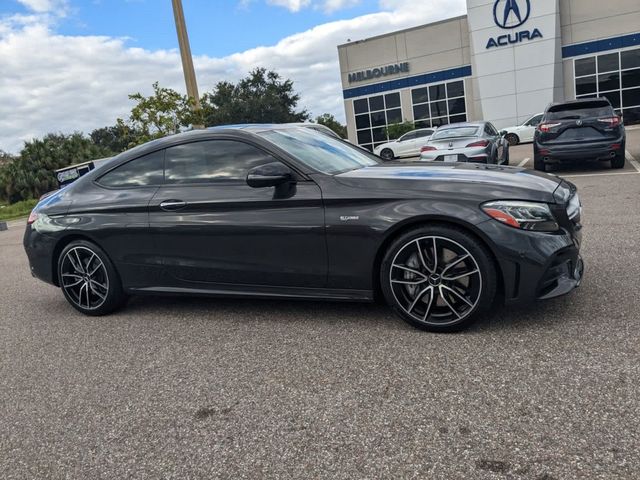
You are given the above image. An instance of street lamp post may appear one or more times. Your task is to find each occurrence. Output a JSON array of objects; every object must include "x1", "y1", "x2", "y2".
[{"x1": 171, "y1": 0, "x2": 204, "y2": 128}]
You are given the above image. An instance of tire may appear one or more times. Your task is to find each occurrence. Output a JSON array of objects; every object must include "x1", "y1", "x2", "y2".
[
  {"x1": 380, "y1": 225, "x2": 497, "y2": 333},
  {"x1": 534, "y1": 155, "x2": 546, "y2": 171},
  {"x1": 611, "y1": 149, "x2": 625, "y2": 169},
  {"x1": 503, "y1": 148, "x2": 510, "y2": 166},
  {"x1": 505, "y1": 134, "x2": 519, "y2": 146},
  {"x1": 57, "y1": 240, "x2": 127, "y2": 316},
  {"x1": 380, "y1": 148, "x2": 395, "y2": 161}
]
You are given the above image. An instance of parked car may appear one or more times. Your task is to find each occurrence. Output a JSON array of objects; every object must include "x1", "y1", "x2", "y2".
[
  {"x1": 24, "y1": 125, "x2": 583, "y2": 332},
  {"x1": 419, "y1": 122, "x2": 509, "y2": 165},
  {"x1": 373, "y1": 128, "x2": 435, "y2": 160},
  {"x1": 534, "y1": 98, "x2": 625, "y2": 171},
  {"x1": 502, "y1": 113, "x2": 544, "y2": 145}
]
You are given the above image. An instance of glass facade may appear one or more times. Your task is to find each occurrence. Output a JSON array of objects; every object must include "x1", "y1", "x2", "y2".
[
  {"x1": 574, "y1": 47, "x2": 640, "y2": 125},
  {"x1": 353, "y1": 92, "x2": 403, "y2": 151},
  {"x1": 411, "y1": 80, "x2": 467, "y2": 129}
]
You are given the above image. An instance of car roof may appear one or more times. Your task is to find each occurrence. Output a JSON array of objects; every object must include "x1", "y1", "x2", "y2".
[
  {"x1": 436, "y1": 121, "x2": 485, "y2": 129},
  {"x1": 546, "y1": 97, "x2": 611, "y2": 109}
]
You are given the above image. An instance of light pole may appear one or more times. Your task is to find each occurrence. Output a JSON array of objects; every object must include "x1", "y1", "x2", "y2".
[{"x1": 172, "y1": 0, "x2": 204, "y2": 128}]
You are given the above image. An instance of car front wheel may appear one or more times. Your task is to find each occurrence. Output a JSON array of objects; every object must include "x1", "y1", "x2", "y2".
[
  {"x1": 380, "y1": 225, "x2": 497, "y2": 332},
  {"x1": 380, "y1": 148, "x2": 395, "y2": 161},
  {"x1": 505, "y1": 134, "x2": 519, "y2": 146},
  {"x1": 58, "y1": 240, "x2": 127, "y2": 316}
]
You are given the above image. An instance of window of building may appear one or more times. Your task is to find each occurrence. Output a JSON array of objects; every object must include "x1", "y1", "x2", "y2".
[
  {"x1": 352, "y1": 92, "x2": 403, "y2": 151},
  {"x1": 574, "y1": 47, "x2": 640, "y2": 125},
  {"x1": 164, "y1": 140, "x2": 276, "y2": 184},
  {"x1": 98, "y1": 151, "x2": 164, "y2": 188},
  {"x1": 410, "y1": 80, "x2": 467, "y2": 129}
]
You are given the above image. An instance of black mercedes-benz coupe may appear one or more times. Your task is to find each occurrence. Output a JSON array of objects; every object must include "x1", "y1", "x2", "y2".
[{"x1": 24, "y1": 125, "x2": 584, "y2": 332}]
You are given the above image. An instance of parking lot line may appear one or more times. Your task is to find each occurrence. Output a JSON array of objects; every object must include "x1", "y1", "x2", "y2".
[
  {"x1": 625, "y1": 150, "x2": 640, "y2": 173},
  {"x1": 517, "y1": 157, "x2": 530, "y2": 167},
  {"x1": 563, "y1": 171, "x2": 639, "y2": 178}
]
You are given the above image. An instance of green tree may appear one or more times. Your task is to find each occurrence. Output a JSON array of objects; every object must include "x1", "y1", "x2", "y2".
[
  {"x1": 0, "y1": 133, "x2": 109, "y2": 203},
  {"x1": 0, "y1": 150, "x2": 14, "y2": 168},
  {"x1": 127, "y1": 82, "x2": 198, "y2": 145},
  {"x1": 201, "y1": 68, "x2": 309, "y2": 126},
  {"x1": 315, "y1": 113, "x2": 347, "y2": 138},
  {"x1": 90, "y1": 120, "x2": 142, "y2": 154},
  {"x1": 385, "y1": 121, "x2": 416, "y2": 140}
]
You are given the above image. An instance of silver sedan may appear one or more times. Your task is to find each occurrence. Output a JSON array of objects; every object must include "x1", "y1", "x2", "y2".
[{"x1": 419, "y1": 121, "x2": 509, "y2": 165}]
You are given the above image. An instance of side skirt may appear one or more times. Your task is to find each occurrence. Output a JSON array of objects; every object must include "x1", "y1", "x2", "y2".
[{"x1": 127, "y1": 285, "x2": 374, "y2": 302}]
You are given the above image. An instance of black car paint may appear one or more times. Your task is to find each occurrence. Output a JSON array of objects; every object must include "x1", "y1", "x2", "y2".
[
  {"x1": 534, "y1": 98, "x2": 625, "y2": 163},
  {"x1": 24, "y1": 127, "x2": 582, "y2": 307}
]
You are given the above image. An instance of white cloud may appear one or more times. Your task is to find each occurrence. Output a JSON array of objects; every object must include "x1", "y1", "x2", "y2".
[
  {"x1": 16, "y1": 0, "x2": 68, "y2": 14},
  {"x1": 266, "y1": 0, "x2": 312, "y2": 12},
  {"x1": 0, "y1": 0, "x2": 466, "y2": 153}
]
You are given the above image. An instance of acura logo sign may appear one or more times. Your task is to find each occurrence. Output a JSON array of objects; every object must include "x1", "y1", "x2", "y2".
[
  {"x1": 487, "y1": 0, "x2": 541, "y2": 49},
  {"x1": 493, "y1": 0, "x2": 531, "y2": 29}
]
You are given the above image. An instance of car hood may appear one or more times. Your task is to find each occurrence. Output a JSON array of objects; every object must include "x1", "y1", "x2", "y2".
[{"x1": 335, "y1": 162, "x2": 563, "y2": 203}]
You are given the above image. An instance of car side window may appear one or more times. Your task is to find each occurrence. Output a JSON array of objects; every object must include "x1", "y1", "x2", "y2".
[
  {"x1": 164, "y1": 140, "x2": 277, "y2": 185},
  {"x1": 415, "y1": 130, "x2": 433, "y2": 138},
  {"x1": 399, "y1": 132, "x2": 416, "y2": 142},
  {"x1": 97, "y1": 151, "x2": 164, "y2": 188},
  {"x1": 527, "y1": 115, "x2": 543, "y2": 126},
  {"x1": 486, "y1": 123, "x2": 499, "y2": 136}
]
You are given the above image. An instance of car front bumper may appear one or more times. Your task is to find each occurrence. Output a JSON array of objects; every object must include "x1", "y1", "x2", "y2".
[{"x1": 476, "y1": 219, "x2": 583, "y2": 305}]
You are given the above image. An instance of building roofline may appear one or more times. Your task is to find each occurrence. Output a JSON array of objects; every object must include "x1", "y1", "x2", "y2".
[{"x1": 337, "y1": 14, "x2": 467, "y2": 48}]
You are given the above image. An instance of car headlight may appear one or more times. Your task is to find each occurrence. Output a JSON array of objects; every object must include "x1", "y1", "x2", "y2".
[
  {"x1": 566, "y1": 193, "x2": 581, "y2": 220},
  {"x1": 482, "y1": 200, "x2": 559, "y2": 232}
]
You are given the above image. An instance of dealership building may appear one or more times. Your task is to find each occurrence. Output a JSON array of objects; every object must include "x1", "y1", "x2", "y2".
[{"x1": 337, "y1": 0, "x2": 640, "y2": 151}]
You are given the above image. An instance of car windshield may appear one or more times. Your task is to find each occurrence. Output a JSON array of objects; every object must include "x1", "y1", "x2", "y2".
[
  {"x1": 431, "y1": 126, "x2": 480, "y2": 140},
  {"x1": 258, "y1": 128, "x2": 380, "y2": 174},
  {"x1": 546, "y1": 101, "x2": 613, "y2": 120}
]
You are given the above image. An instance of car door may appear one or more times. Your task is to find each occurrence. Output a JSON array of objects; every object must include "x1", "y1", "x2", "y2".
[
  {"x1": 522, "y1": 114, "x2": 543, "y2": 142},
  {"x1": 149, "y1": 138, "x2": 327, "y2": 288},
  {"x1": 411, "y1": 129, "x2": 434, "y2": 155},
  {"x1": 485, "y1": 123, "x2": 504, "y2": 163},
  {"x1": 395, "y1": 131, "x2": 417, "y2": 157}
]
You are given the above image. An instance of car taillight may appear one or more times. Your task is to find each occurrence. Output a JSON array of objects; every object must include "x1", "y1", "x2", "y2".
[
  {"x1": 421, "y1": 146, "x2": 437, "y2": 152},
  {"x1": 466, "y1": 140, "x2": 489, "y2": 148},
  {"x1": 597, "y1": 117, "x2": 621, "y2": 127},
  {"x1": 538, "y1": 123, "x2": 561, "y2": 133},
  {"x1": 27, "y1": 210, "x2": 39, "y2": 225}
]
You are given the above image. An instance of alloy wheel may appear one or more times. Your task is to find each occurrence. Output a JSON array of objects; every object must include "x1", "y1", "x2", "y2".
[
  {"x1": 380, "y1": 149, "x2": 394, "y2": 161},
  {"x1": 389, "y1": 236, "x2": 482, "y2": 326},
  {"x1": 60, "y1": 246, "x2": 109, "y2": 311}
]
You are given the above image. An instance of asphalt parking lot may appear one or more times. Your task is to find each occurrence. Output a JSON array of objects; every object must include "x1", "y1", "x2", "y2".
[{"x1": 1, "y1": 129, "x2": 639, "y2": 479}]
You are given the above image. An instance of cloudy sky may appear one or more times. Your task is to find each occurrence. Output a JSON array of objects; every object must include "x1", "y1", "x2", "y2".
[{"x1": 0, "y1": 0, "x2": 466, "y2": 153}]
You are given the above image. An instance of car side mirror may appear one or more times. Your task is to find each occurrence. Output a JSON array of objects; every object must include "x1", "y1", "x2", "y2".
[
  {"x1": 499, "y1": 130, "x2": 507, "y2": 137},
  {"x1": 247, "y1": 162, "x2": 293, "y2": 188}
]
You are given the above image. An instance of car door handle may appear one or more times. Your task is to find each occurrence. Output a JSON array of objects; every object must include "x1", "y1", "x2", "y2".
[{"x1": 159, "y1": 200, "x2": 187, "y2": 211}]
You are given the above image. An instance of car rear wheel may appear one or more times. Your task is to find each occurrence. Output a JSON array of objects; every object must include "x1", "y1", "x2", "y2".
[
  {"x1": 380, "y1": 148, "x2": 395, "y2": 161},
  {"x1": 380, "y1": 225, "x2": 497, "y2": 332},
  {"x1": 534, "y1": 155, "x2": 546, "y2": 171},
  {"x1": 505, "y1": 134, "x2": 519, "y2": 146},
  {"x1": 58, "y1": 240, "x2": 127, "y2": 316},
  {"x1": 611, "y1": 149, "x2": 625, "y2": 169}
]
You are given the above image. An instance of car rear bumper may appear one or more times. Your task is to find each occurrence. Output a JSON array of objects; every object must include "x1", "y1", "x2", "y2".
[
  {"x1": 420, "y1": 146, "x2": 489, "y2": 162},
  {"x1": 535, "y1": 138, "x2": 624, "y2": 162},
  {"x1": 477, "y1": 219, "x2": 583, "y2": 305},
  {"x1": 23, "y1": 225, "x2": 57, "y2": 286}
]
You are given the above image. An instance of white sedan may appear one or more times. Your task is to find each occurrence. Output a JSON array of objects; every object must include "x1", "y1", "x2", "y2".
[
  {"x1": 374, "y1": 128, "x2": 435, "y2": 160},
  {"x1": 501, "y1": 113, "x2": 544, "y2": 146}
]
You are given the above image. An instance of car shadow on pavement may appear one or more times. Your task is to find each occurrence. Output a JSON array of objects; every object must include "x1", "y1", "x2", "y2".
[{"x1": 120, "y1": 293, "x2": 573, "y2": 334}]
